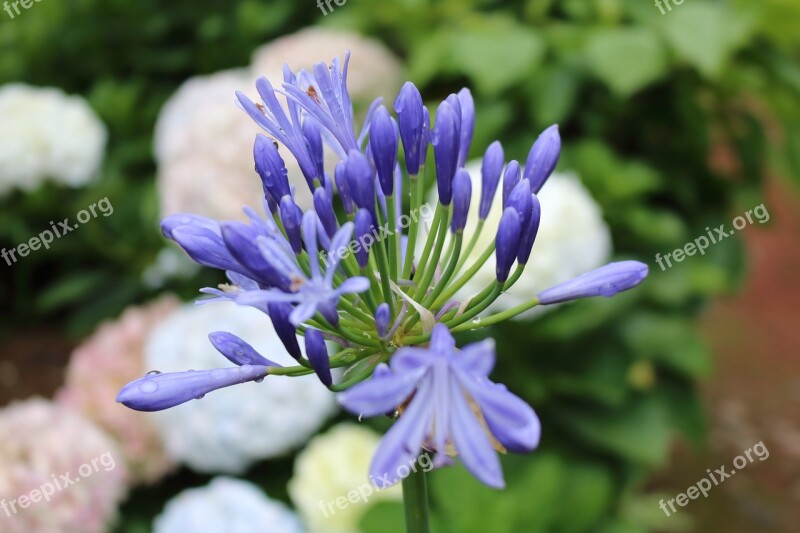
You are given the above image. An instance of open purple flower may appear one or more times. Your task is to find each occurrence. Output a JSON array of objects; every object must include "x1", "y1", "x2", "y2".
[
  {"x1": 338, "y1": 324, "x2": 540, "y2": 489},
  {"x1": 236, "y1": 211, "x2": 370, "y2": 326}
]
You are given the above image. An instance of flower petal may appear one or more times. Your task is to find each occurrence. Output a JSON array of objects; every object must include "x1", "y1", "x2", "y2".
[{"x1": 337, "y1": 364, "x2": 424, "y2": 417}]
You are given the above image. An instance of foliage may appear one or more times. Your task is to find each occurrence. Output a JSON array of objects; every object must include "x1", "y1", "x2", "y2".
[{"x1": 1, "y1": 0, "x2": 798, "y2": 531}]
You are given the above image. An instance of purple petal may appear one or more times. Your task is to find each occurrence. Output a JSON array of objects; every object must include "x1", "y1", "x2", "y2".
[
  {"x1": 208, "y1": 332, "x2": 280, "y2": 367},
  {"x1": 337, "y1": 364, "x2": 423, "y2": 417},
  {"x1": 448, "y1": 376, "x2": 505, "y2": 488}
]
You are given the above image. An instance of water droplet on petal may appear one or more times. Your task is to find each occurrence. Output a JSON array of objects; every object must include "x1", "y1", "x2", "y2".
[
  {"x1": 146, "y1": 370, "x2": 162, "y2": 376},
  {"x1": 194, "y1": 394, "x2": 205, "y2": 400},
  {"x1": 255, "y1": 378, "x2": 264, "y2": 384},
  {"x1": 139, "y1": 381, "x2": 158, "y2": 394}
]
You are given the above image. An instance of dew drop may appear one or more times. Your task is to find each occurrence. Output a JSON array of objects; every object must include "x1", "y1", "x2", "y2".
[
  {"x1": 139, "y1": 381, "x2": 158, "y2": 394},
  {"x1": 195, "y1": 394, "x2": 205, "y2": 400},
  {"x1": 255, "y1": 378, "x2": 264, "y2": 384},
  {"x1": 146, "y1": 370, "x2": 162, "y2": 376}
]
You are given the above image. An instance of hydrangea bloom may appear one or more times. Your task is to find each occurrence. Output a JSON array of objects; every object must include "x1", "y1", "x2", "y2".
[
  {"x1": 56, "y1": 296, "x2": 179, "y2": 485},
  {"x1": 140, "y1": 302, "x2": 337, "y2": 474},
  {"x1": 0, "y1": 84, "x2": 106, "y2": 196},
  {"x1": 155, "y1": 28, "x2": 402, "y2": 220},
  {"x1": 119, "y1": 52, "x2": 648, "y2": 498},
  {"x1": 153, "y1": 477, "x2": 304, "y2": 533},
  {"x1": 0, "y1": 399, "x2": 128, "y2": 533},
  {"x1": 289, "y1": 424, "x2": 401, "y2": 533}
]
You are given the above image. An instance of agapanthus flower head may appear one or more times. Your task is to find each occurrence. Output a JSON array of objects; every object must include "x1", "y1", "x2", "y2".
[{"x1": 119, "y1": 52, "x2": 648, "y2": 491}]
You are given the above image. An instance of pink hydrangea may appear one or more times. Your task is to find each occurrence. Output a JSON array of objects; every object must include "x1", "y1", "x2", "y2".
[
  {"x1": 0, "y1": 398, "x2": 128, "y2": 533},
  {"x1": 56, "y1": 296, "x2": 180, "y2": 485}
]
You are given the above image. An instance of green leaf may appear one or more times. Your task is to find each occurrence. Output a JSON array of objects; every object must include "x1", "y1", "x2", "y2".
[
  {"x1": 585, "y1": 28, "x2": 668, "y2": 96},
  {"x1": 554, "y1": 396, "x2": 671, "y2": 465},
  {"x1": 658, "y1": 3, "x2": 754, "y2": 78},
  {"x1": 449, "y1": 19, "x2": 545, "y2": 96}
]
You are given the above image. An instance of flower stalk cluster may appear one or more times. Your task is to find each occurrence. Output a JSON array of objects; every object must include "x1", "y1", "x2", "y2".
[{"x1": 117, "y1": 52, "x2": 648, "y2": 493}]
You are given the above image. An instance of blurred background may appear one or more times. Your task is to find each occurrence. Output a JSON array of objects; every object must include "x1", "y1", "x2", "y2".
[{"x1": 0, "y1": 0, "x2": 798, "y2": 531}]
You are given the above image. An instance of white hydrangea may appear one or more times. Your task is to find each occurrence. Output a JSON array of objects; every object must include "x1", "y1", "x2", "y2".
[
  {"x1": 0, "y1": 83, "x2": 106, "y2": 197},
  {"x1": 289, "y1": 424, "x2": 401, "y2": 533},
  {"x1": 146, "y1": 302, "x2": 337, "y2": 474},
  {"x1": 424, "y1": 162, "x2": 612, "y2": 318},
  {"x1": 154, "y1": 28, "x2": 404, "y2": 221},
  {"x1": 154, "y1": 477, "x2": 305, "y2": 533}
]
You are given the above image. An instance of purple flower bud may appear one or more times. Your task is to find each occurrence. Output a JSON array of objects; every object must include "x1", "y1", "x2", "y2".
[
  {"x1": 301, "y1": 118, "x2": 324, "y2": 182},
  {"x1": 517, "y1": 193, "x2": 541, "y2": 265},
  {"x1": 220, "y1": 222, "x2": 288, "y2": 289},
  {"x1": 305, "y1": 328, "x2": 332, "y2": 387},
  {"x1": 451, "y1": 169, "x2": 472, "y2": 233},
  {"x1": 523, "y1": 125, "x2": 561, "y2": 193},
  {"x1": 375, "y1": 303, "x2": 390, "y2": 338},
  {"x1": 432, "y1": 101, "x2": 460, "y2": 205},
  {"x1": 479, "y1": 141, "x2": 505, "y2": 220},
  {"x1": 457, "y1": 88, "x2": 475, "y2": 167},
  {"x1": 370, "y1": 106, "x2": 399, "y2": 196},
  {"x1": 116, "y1": 365, "x2": 271, "y2": 412},
  {"x1": 506, "y1": 179, "x2": 532, "y2": 232},
  {"x1": 254, "y1": 134, "x2": 290, "y2": 203},
  {"x1": 268, "y1": 302, "x2": 303, "y2": 361},
  {"x1": 161, "y1": 214, "x2": 218, "y2": 240},
  {"x1": 537, "y1": 261, "x2": 649, "y2": 305},
  {"x1": 208, "y1": 332, "x2": 279, "y2": 367},
  {"x1": 279, "y1": 195, "x2": 303, "y2": 254},
  {"x1": 167, "y1": 222, "x2": 240, "y2": 273},
  {"x1": 496, "y1": 208, "x2": 521, "y2": 283},
  {"x1": 334, "y1": 160, "x2": 354, "y2": 214},
  {"x1": 313, "y1": 187, "x2": 338, "y2": 238},
  {"x1": 354, "y1": 208, "x2": 373, "y2": 268},
  {"x1": 502, "y1": 160, "x2": 521, "y2": 207},
  {"x1": 345, "y1": 150, "x2": 377, "y2": 223},
  {"x1": 394, "y1": 82, "x2": 424, "y2": 175},
  {"x1": 419, "y1": 106, "x2": 431, "y2": 167}
]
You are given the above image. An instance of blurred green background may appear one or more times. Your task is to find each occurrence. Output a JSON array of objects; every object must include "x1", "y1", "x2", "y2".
[{"x1": 1, "y1": 0, "x2": 799, "y2": 532}]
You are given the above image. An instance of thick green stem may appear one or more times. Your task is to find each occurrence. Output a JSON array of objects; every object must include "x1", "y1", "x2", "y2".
[{"x1": 402, "y1": 460, "x2": 431, "y2": 533}]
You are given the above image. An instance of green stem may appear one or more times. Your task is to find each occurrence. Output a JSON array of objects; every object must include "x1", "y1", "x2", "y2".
[
  {"x1": 402, "y1": 459, "x2": 431, "y2": 533},
  {"x1": 431, "y1": 240, "x2": 495, "y2": 308},
  {"x1": 450, "y1": 296, "x2": 540, "y2": 333}
]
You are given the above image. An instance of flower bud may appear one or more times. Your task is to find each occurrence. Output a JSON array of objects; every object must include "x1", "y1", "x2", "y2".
[
  {"x1": 502, "y1": 160, "x2": 521, "y2": 207},
  {"x1": 537, "y1": 261, "x2": 649, "y2": 305},
  {"x1": 375, "y1": 303, "x2": 390, "y2": 338},
  {"x1": 516, "y1": 193, "x2": 541, "y2": 265},
  {"x1": 305, "y1": 328, "x2": 332, "y2": 387},
  {"x1": 394, "y1": 82, "x2": 424, "y2": 175},
  {"x1": 451, "y1": 169, "x2": 472, "y2": 233},
  {"x1": 495, "y1": 208, "x2": 522, "y2": 283},
  {"x1": 432, "y1": 101, "x2": 460, "y2": 205},
  {"x1": 370, "y1": 106, "x2": 399, "y2": 196},
  {"x1": 523, "y1": 125, "x2": 561, "y2": 193},
  {"x1": 479, "y1": 141, "x2": 504, "y2": 220}
]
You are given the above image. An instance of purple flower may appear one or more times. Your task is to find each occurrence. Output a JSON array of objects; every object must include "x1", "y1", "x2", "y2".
[
  {"x1": 344, "y1": 150, "x2": 377, "y2": 224},
  {"x1": 354, "y1": 208, "x2": 373, "y2": 268},
  {"x1": 451, "y1": 168, "x2": 472, "y2": 233},
  {"x1": 236, "y1": 212, "x2": 370, "y2": 326},
  {"x1": 208, "y1": 331, "x2": 279, "y2": 367},
  {"x1": 394, "y1": 82, "x2": 424, "y2": 175},
  {"x1": 523, "y1": 125, "x2": 561, "y2": 193},
  {"x1": 517, "y1": 193, "x2": 541, "y2": 265},
  {"x1": 537, "y1": 261, "x2": 649, "y2": 304},
  {"x1": 495, "y1": 208, "x2": 521, "y2": 283},
  {"x1": 279, "y1": 195, "x2": 304, "y2": 254},
  {"x1": 375, "y1": 303, "x2": 390, "y2": 338},
  {"x1": 305, "y1": 328, "x2": 332, "y2": 387},
  {"x1": 456, "y1": 88, "x2": 475, "y2": 167},
  {"x1": 432, "y1": 101, "x2": 460, "y2": 205},
  {"x1": 236, "y1": 77, "x2": 319, "y2": 188},
  {"x1": 253, "y1": 134, "x2": 291, "y2": 204},
  {"x1": 313, "y1": 187, "x2": 339, "y2": 239},
  {"x1": 369, "y1": 105, "x2": 399, "y2": 196},
  {"x1": 117, "y1": 365, "x2": 274, "y2": 412},
  {"x1": 502, "y1": 160, "x2": 521, "y2": 206},
  {"x1": 479, "y1": 141, "x2": 504, "y2": 220},
  {"x1": 338, "y1": 324, "x2": 540, "y2": 489}
]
